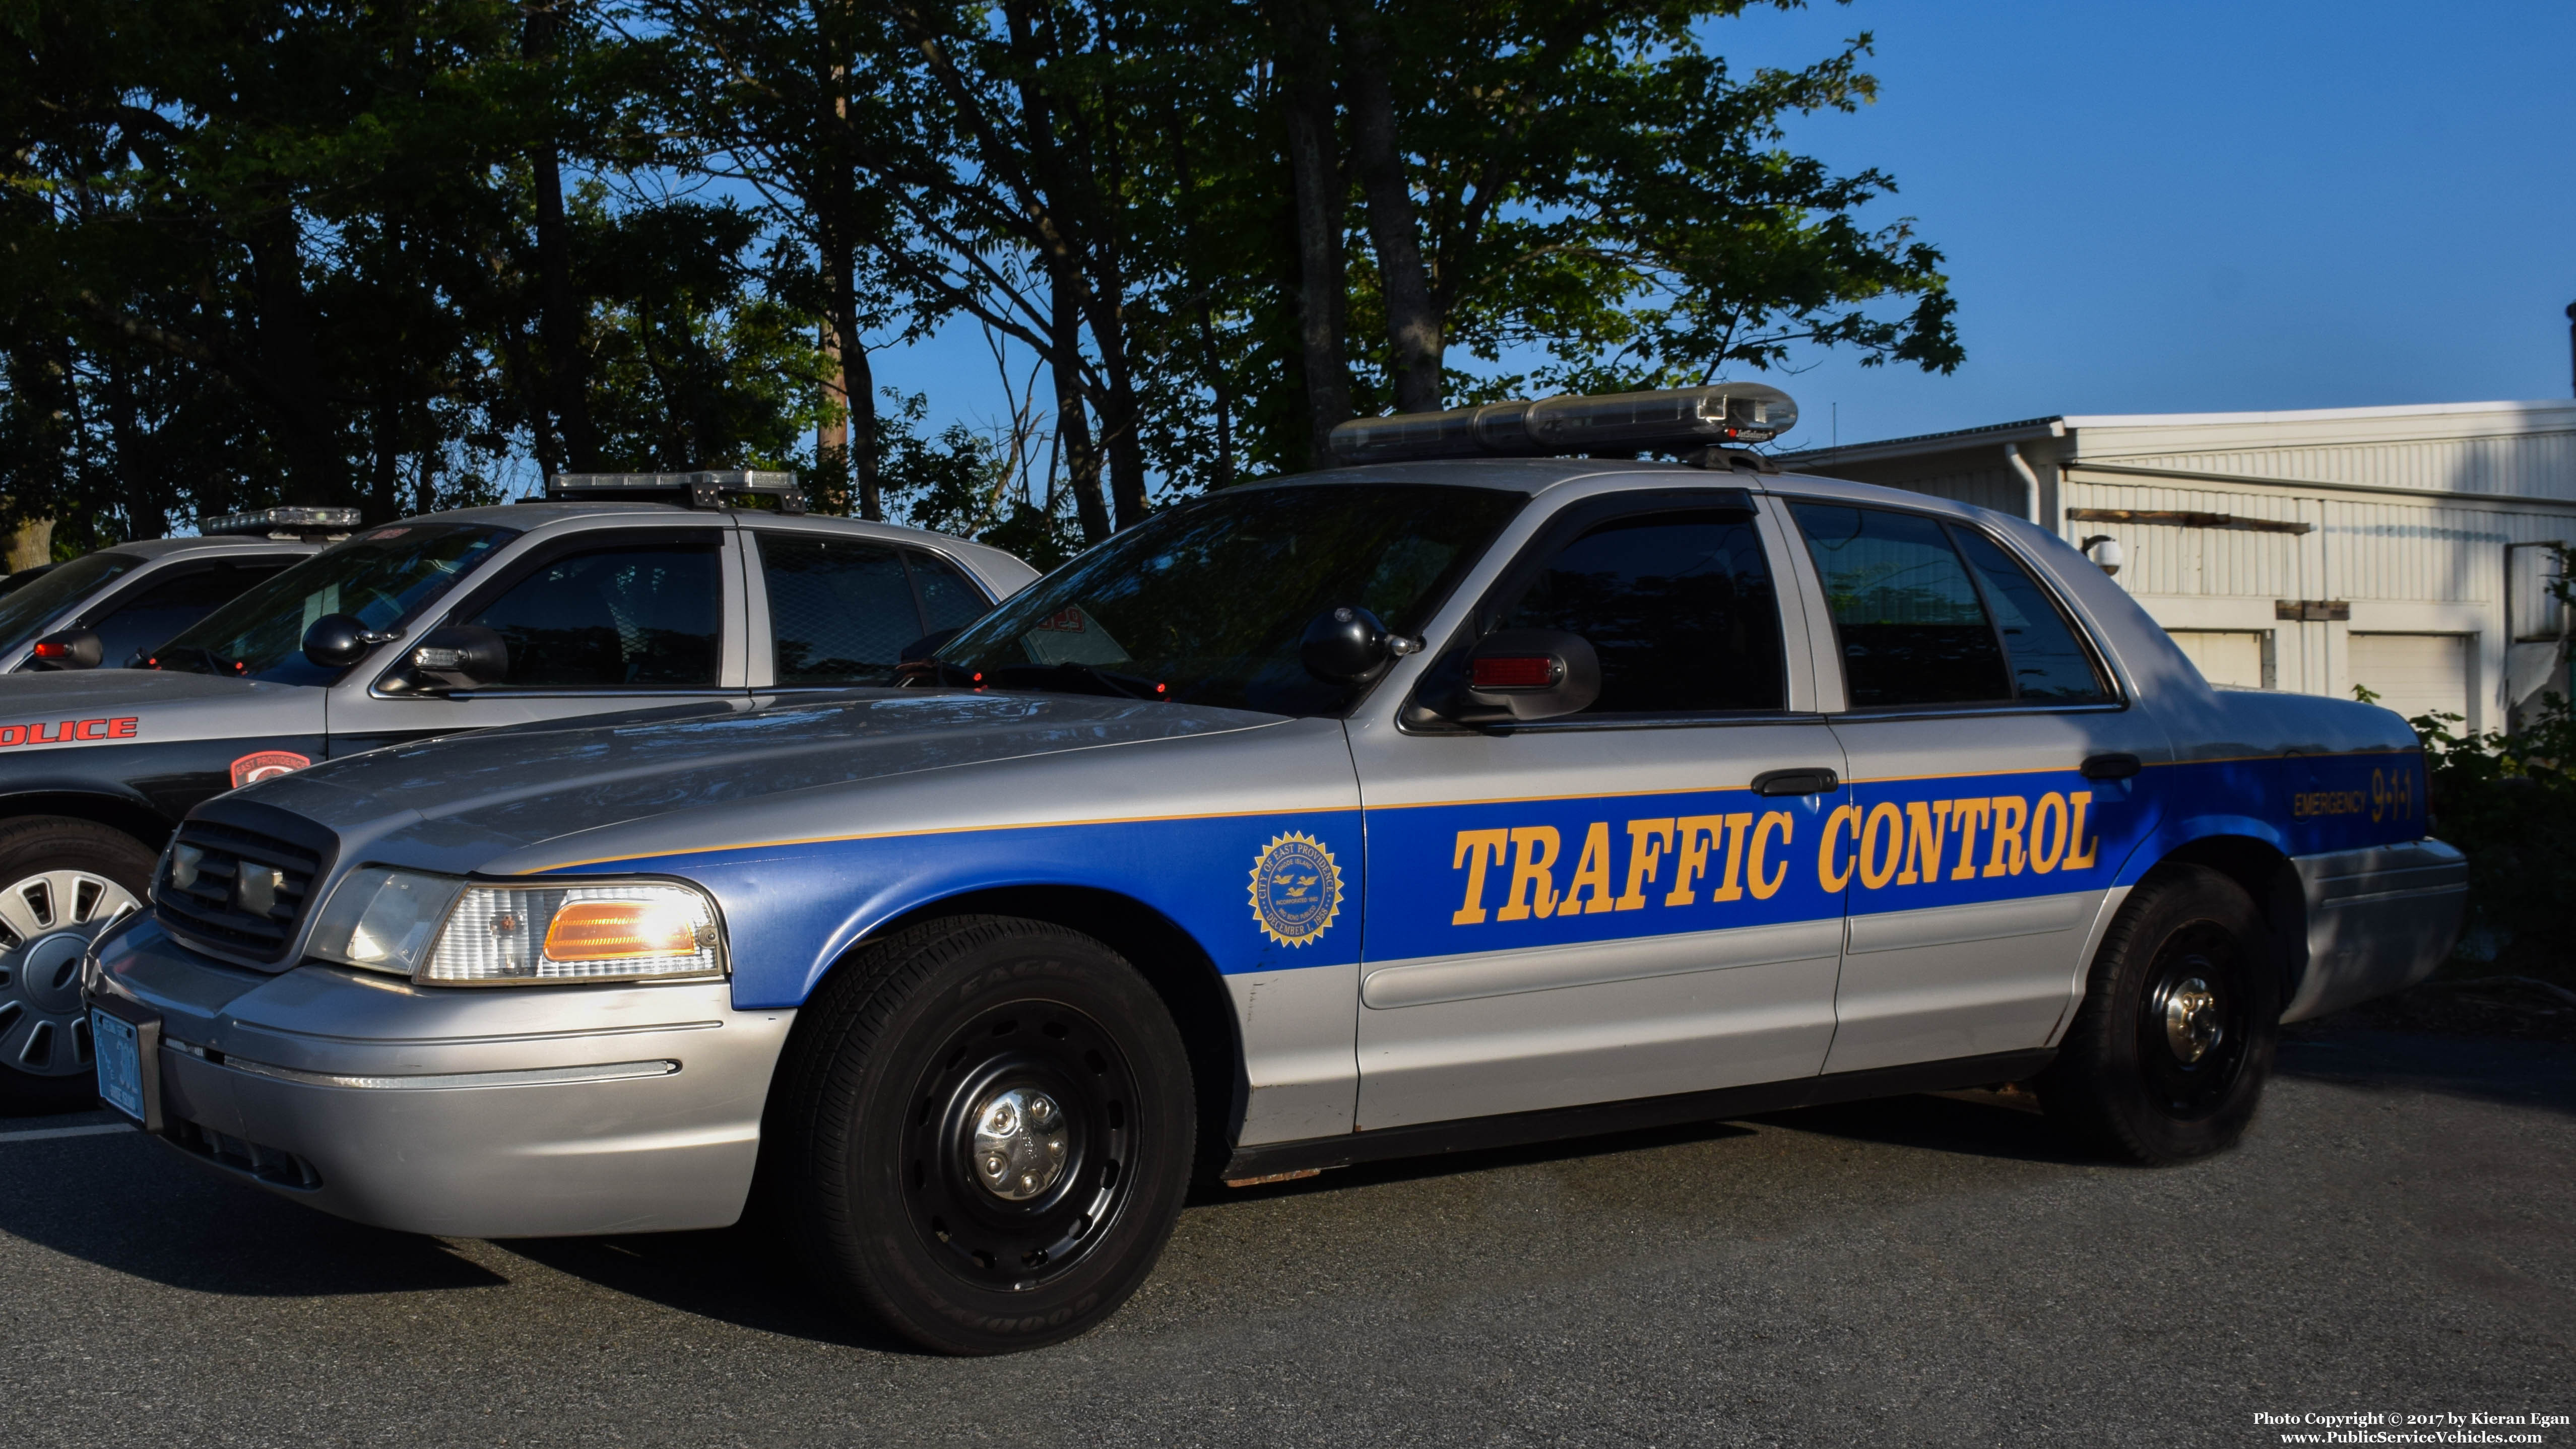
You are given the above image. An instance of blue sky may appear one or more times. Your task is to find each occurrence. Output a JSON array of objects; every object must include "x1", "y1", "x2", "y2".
[{"x1": 880, "y1": 0, "x2": 2576, "y2": 455}]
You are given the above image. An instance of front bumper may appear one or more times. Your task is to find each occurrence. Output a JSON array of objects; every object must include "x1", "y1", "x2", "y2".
[
  {"x1": 87, "y1": 918, "x2": 793, "y2": 1237},
  {"x1": 2280, "y1": 838, "x2": 2469, "y2": 1023}
]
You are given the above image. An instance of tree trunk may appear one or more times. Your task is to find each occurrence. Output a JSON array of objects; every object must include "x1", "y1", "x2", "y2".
[
  {"x1": 1339, "y1": 5, "x2": 1441, "y2": 413},
  {"x1": 527, "y1": 4, "x2": 598, "y2": 474},
  {"x1": 243, "y1": 211, "x2": 343, "y2": 507},
  {"x1": 5, "y1": 520, "x2": 52, "y2": 573},
  {"x1": 104, "y1": 350, "x2": 165, "y2": 539},
  {"x1": 1274, "y1": 0, "x2": 1350, "y2": 463},
  {"x1": 1049, "y1": 272, "x2": 1111, "y2": 542},
  {"x1": 845, "y1": 309, "x2": 880, "y2": 521},
  {"x1": 369, "y1": 383, "x2": 400, "y2": 521}
]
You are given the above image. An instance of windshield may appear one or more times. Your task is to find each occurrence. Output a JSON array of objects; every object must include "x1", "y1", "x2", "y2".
[
  {"x1": 0, "y1": 552, "x2": 144, "y2": 656},
  {"x1": 155, "y1": 522, "x2": 519, "y2": 685},
  {"x1": 937, "y1": 483, "x2": 1525, "y2": 716}
]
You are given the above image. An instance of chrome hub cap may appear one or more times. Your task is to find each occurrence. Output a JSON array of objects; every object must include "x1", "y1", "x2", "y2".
[
  {"x1": 0, "y1": 870, "x2": 142, "y2": 1077},
  {"x1": 2162, "y1": 976, "x2": 2222, "y2": 1064},
  {"x1": 972, "y1": 1087, "x2": 1070, "y2": 1201}
]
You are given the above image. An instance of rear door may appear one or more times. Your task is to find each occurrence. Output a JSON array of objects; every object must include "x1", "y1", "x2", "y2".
[
  {"x1": 1348, "y1": 487, "x2": 1849, "y2": 1129},
  {"x1": 1787, "y1": 499, "x2": 2171, "y2": 1074},
  {"x1": 324, "y1": 526, "x2": 750, "y2": 754}
]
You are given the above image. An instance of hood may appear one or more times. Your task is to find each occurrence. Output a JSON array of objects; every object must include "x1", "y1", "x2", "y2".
[
  {"x1": 225, "y1": 689, "x2": 1285, "y2": 871},
  {"x1": 0, "y1": 666, "x2": 281, "y2": 710}
]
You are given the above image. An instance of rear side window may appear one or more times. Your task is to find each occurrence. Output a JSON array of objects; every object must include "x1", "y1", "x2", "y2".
[
  {"x1": 757, "y1": 536, "x2": 928, "y2": 686},
  {"x1": 912, "y1": 553, "x2": 994, "y2": 633},
  {"x1": 1952, "y1": 529, "x2": 2112, "y2": 702},
  {"x1": 1489, "y1": 508, "x2": 1785, "y2": 715},
  {"x1": 1790, "y1": 502, "x2": 2107, "y2": 708},
  {"x1": 464, "y1": 543, "x2": 723, "y2": 689}
]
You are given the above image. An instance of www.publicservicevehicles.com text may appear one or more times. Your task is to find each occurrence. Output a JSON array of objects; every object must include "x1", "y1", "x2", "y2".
[{"x1": 2257, "y1": 1411, "x2": 2566, "y2": 1444}]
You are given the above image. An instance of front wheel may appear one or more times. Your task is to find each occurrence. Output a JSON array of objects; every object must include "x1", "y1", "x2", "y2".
[
  {"x1": 2040, "y1": 864, "x2": 2279, "y2": 1165},
  {"x1": 770, "y1": 915, "x2": 1195, "y2": 1355},
  {"x1": 0, "y1": 817, "x2": 155, "y2": 1112}
]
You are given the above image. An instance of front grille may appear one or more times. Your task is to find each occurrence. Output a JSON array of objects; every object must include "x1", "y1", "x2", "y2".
[{"x1": 153, "y1": 821, "x2": 321, "y2": 964}]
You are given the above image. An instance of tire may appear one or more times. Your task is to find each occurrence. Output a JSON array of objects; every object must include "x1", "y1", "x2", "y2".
[
  {"x1": 770, "y1": 914, "x2": 1196, "y2": 1355},
  {"x1": 0, "y1": 817, "x2": 156, "y2": 1113},
  {"x1": 2040, "y1": 864, "x2": 2280, "y2": 1165}
]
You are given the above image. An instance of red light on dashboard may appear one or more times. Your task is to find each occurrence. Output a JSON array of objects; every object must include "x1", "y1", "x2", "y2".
[{"x1": 31, "y1": 641, "x2": 68, "y2": 660}]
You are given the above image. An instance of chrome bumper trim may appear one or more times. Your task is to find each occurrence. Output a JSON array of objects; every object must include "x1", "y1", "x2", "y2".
[{"x1": 218, "y1": 1052, "x2": 681, "y2": 1092}]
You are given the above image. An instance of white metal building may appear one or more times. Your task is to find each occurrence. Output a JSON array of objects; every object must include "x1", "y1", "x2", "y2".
[{"x1": 1782, "y1": 400, "x2": 2576, "y2": 733}]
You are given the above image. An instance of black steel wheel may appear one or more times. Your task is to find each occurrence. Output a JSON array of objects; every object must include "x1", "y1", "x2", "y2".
[
  {"x1": 771, "y1": 914, "x2": 1193, "y2": 1354},
  {"x1": 0, "y1": 817, "x2": 154, "y2": 1113},
  {"x1": 2040, "y1": 864, "x2": 2279, "y2": 1164}
]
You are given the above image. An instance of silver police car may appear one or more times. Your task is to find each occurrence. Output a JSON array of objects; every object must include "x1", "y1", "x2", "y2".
[
  {"x1": 87, "y1": 387, "x2": 2466, "y2": 1355},
  {"x1": 2, "y1": 474, "x2": 1032, "y2": 1107}
]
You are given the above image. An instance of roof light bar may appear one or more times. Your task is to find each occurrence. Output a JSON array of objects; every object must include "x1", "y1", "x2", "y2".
[
  {"x1": 198, "y1": 507, "x2": 363, "y2": 539},
  {"x1": 1326, "y1": 383, "x2": 1798, "y2": 467},
  {"x1": 545, "y1": 469, "x2": 809, "y2": 513}
]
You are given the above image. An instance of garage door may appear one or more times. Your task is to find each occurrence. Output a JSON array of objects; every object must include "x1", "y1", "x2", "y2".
[
  {"x1": 2348, "y1": 633, "x2": 2470, "y2": 723},
  {"x1": 2166, "y1": 630, "x2": 2269, "y2": 689}
]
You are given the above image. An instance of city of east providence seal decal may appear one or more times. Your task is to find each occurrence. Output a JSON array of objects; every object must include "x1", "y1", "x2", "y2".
[{"x1": 1248, "y1": 831, "x2": 1342, "y2": 947}]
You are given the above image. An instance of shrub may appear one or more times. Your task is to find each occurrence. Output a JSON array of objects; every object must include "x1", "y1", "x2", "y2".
[{"x1": 2384, "y1": 690, "x2": 2576, "y2": 982}]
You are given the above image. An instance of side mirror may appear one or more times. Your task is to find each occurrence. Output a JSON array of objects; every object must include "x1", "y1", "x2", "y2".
[
  {"x1": 1452, "y1": 629, "x2": 1601, "y2": 723},
  {"x1": 301, "y1": 614, "x2": 374, "y2": 669},
  {"x1": 1301, "y1": 606, "x2": 1419, "y2": 683},
  {"x1": 27, "y1": 627, "x2": 102, "y2": 671},
  {"x1": 402, "y1": 625, "x2": 509, "y2": 692}
]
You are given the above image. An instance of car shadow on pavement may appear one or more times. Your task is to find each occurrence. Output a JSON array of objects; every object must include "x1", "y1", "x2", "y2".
[
  {"x1": 2276, "y1": 1027, "x2": 2576, "y2": 1117},
  {"x1": 496, "y1": 1226, "x2": 921, "y2": 1355},
  {"x1": 0, "y1": 1134, "x2": 507, "y2": 1297},
  {"x1": 1741, "y1": 1088, "x2": 2099, "y2": 1165},
  {"x1": 1189, "y1": 1117, "x2": 1764, "y2": 1206}
]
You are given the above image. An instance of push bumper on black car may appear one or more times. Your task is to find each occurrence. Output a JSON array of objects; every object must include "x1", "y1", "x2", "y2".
[
  {"x1": 2280, "y1": 838, "x2": 2470, "y2": 1023},
  {"x1": 84, "y1": 918, "x2": 793, "y2": 1237}
]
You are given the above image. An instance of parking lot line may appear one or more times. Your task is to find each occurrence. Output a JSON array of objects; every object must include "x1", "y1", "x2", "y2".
[{"x1": 0, "y1": 1123, "x2": 132, "y2": 1145}]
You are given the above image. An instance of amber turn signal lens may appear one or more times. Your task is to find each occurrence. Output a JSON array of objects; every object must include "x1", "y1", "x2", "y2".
[{"x1": 542, "y1": 899, "x2": 700, "y2": 962}]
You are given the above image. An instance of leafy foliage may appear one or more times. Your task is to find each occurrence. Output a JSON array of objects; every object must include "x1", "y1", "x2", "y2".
[
  {"x1": 3, "y1": 0, "x2": 1961, "y2": 566},
  {"x1": 2374, "y1": 637, "x2": 2576, "y2": 982}
]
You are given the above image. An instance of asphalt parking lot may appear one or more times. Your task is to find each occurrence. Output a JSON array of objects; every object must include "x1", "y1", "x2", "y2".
[{"x1": 3, "y1": 1026, "x2": 2568, "y2": 1448}]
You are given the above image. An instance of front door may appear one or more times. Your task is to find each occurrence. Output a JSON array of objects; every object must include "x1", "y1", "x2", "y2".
[
  {"x1": 325, "y1": 528, "x2": 751, "y2": 754},
  {"x1": 1783, "y1": 500, "x2": 2171, "y2": 1074},
  {"x1": 1349, "y1": 490, "x2": 1849, "y2": 1130}
]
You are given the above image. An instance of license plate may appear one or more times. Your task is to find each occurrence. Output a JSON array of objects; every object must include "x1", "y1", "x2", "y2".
[{"x1": 90, "y1": 1004, "x2": 160, "y2": 1130}]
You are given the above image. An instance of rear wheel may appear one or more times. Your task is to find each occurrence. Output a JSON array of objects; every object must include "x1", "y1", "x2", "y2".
[
  {"x1": 0, "y1": 818, "x2": 155, "y2": 1112},
  {"x1": 771, "y1": 915, "x2": 1195, "y2": 1354},
  {"x1": 2041, "y1": 865, "x2": 2279, "y2": 1164}
]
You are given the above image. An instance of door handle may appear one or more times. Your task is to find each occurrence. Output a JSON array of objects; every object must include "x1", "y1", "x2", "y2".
[
  {"x1": 2080, "y1": 753, "x2": 2143, "y2": 781},
  {"x1": 1751, "y1": 767, "x2": 1840, "y2": 797}
]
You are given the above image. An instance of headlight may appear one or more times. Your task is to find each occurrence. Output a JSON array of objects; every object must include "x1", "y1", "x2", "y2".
[{"x1": 306, "y1": 869, "x2": 725, "y2": 986}]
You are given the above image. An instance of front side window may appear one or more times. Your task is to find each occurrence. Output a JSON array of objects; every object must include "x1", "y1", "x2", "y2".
[
  {"x1": 464, "y1": 542, "x2": 723, "y2": 689},
  {"x1": 937, "y1": 483, "x2": 1525, "y2": 716},
  {"x1": 1790, "y1": 502, "x2": 2108, "y2": 708},
  {"x1": 157, "y1": 523, "x2": 518, "y2": 685},
  {"x1": 1487, "y1": 508, "x2": 1785, "y2": 715},
  {"x1": 90, "y1": 560, "x2": 295, "y2": 668}
]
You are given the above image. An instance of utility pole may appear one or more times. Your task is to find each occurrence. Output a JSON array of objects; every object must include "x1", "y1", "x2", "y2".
[{"x1": 2565, "y1": 301, "x2": 2574, "y2": 397}]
